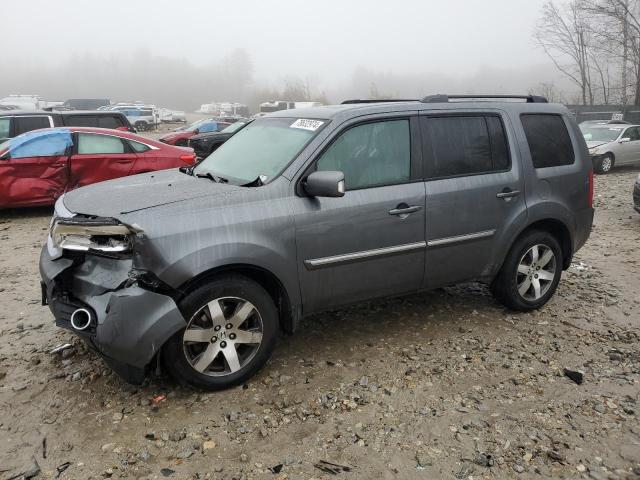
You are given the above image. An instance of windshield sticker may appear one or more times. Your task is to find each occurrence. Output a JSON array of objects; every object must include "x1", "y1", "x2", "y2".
[{"x1": 290, "y1": 119, "x2": 324, "y2": 131}]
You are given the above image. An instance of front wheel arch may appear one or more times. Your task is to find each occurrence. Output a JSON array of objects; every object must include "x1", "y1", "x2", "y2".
[{"x1": 176, "y1": 264, "x2": 296, "y2": 334}]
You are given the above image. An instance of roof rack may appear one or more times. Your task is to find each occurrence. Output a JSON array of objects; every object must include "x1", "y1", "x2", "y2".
[
  {"x1": 421, "y1": 94, "x2": 548, "y2": 104},
  {"x1": 341, "y1": 99, "x2": 419, "y2": 105}
]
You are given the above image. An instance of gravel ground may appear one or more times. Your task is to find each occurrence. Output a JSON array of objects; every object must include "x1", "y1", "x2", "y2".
[{"x1": 0, "y1": 166, "x2": 638, "y2": 480}]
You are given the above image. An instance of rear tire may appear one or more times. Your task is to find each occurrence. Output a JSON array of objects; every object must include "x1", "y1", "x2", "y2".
[
  {"x1": 162, "y1": 275, "x2": 277, "y2": 390},
  {"x1": 594, "y1": 154, "x2": 614, "y2": 174},
  {"x1": 491, "y1": 230, "x2": 563, "y2": 311}
]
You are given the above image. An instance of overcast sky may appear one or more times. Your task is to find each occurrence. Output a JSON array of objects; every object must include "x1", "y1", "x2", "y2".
[{"x1": 6, "y1": 0, "x2": 559, "y2": 81}]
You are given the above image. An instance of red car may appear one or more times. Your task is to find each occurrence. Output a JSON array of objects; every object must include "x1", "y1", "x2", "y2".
[
  {"x1": 0, "y1": 127, "x2": 195, "y2": 208},
  {"x1": 159, "y1": 119, "x2": 231, "y2": 146}
]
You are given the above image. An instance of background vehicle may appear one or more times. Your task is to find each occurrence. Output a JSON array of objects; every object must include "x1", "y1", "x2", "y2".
[
  {"x1": 159, "y1": 119, "x2": 231, "y2": 146},
  {"x1": 581, "y1": 123, "x2": 640, "y2": 173},
  {"x1": 188, "y1": 120, "x2": 249, "y2": 158},
  {"x1": 259, "y1": 100, "x2": 322, "y2": 114},
  {"x1": 40, "y1": 95, "x2": 594, "y2": 389},
  {"x1": 0, "y1": 127, "x2": 195, "y2": 208},
  {"x1": 109, "y1": 106, "x2": 157, "y2": 131},
  {"x1": 0, "y1": 94, "x2": 45, "y2": 110},
  {"x1": 159, "y1": 108, "x2": 187, "y2": 123},
  {"x1": 62, "y1": 98, "x2": 111, "y2": 110},
  {"x1": 0, "y1": 110, "x2": 134, "y2": 142}
]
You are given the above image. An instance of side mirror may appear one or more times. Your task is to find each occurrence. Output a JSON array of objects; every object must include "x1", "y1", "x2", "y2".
[
  {"x1": 620, "y1": 137, "x2": 631, "y2": 143},
  {"x1": 304, "y1": 171, "x2": 345, "y2": 197}
]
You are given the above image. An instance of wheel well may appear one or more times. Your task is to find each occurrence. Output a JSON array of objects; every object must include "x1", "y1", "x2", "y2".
[
  {"x1": 177, "y1": 264, "x2": 295, "y2": 333},
  {"x1": 519, "y1": 219, "x2": 573, "y2": 270}
]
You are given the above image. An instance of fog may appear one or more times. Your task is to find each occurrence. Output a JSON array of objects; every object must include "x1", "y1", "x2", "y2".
[{"x1": 2, "y1": 0, "x2": 572, "y2": 111}]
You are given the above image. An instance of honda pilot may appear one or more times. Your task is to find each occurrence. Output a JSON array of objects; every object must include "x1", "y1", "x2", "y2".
[{"x1": 40, "y1": 95, "x2": 594, "y2": 390}]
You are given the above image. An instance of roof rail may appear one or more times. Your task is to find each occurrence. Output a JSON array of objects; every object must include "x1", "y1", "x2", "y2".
[
  {"x1": 341, "y1": 99, "x2": 419, "y2": 104},
  {"x1": 421, "y1": 94, "x2": 549, "y2": 104}
]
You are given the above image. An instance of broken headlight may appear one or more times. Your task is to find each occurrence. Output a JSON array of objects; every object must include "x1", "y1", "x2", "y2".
[{"x1": 51, "y1": 220, "x2": 137, "y2": 253}]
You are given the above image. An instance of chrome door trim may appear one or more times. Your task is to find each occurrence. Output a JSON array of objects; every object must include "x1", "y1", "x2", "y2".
[
  {"x1": 304, "y1": 241, "x2": 426, "y2": 270},
  {"x1": 427, "y1": 229, "x2": 496, "y2": 247}
]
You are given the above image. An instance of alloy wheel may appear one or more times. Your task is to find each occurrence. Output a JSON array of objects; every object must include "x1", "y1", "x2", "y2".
[
  {"x1": 516, "y1": 244, "x2": 556, "y2": 301},
  {"x1": 182, "y1": 297, "x2": 264, "y2": 376},
  {"x1": 601, "y1": 156, "x2": 612, "y2": 172}
]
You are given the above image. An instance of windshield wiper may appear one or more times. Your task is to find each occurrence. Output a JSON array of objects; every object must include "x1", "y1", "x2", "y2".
[
  {"x1": 179, "y1": 165, "x2": 195, "y2": 176},
  {"x1": 196, "y1": 171, "x2": 229, "y2": 183}
]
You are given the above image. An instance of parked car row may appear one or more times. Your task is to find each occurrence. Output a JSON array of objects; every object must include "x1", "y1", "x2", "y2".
[
  {"x1": 158, "y1": 118, "x2": 232, "y2": 146},
  {"x1": 0, "y1": 127, "x2": 195, "y2": 208},
  {"x1": 39, "y1": 95, "x2": 595, "y2": 389}
]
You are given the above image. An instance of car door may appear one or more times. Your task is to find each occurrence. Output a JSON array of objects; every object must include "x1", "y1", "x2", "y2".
[
  {"x1": 293, "y1": 115, "x2": 426, "y2": 313},
  {"x1": 68, "y1": 132, "x2": 138, "y2": 190},
  {"x1": 0, "y1": 130, "x2": 72, "y2": 207},
  {"x1": 420, "y1": 112, "x2": 527, "y2": 288},
  {"x1": 617, "y1": 126, "x2": 640, "y2": 165}
]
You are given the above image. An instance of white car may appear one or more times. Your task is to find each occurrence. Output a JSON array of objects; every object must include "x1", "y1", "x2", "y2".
[{"x1": 581, "y1": 124, "x2": 640, "y2": 173}]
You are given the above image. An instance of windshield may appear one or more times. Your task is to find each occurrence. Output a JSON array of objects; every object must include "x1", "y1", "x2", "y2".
[
  {"x1": 582, "y1": 127, "x2": 623, "y2": 143},
  {"x1": 194, "y1": 117, "x2": 326, "y2": 184},
  {"x1": 221, "y1": 121, "x2": 247, "y2": 134}
]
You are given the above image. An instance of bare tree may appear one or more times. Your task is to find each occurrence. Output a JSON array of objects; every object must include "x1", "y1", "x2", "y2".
[
  {"x1": 535, "y1": 1, "x2": 596, "y2": 104},
  {"x1": 582, "y1": 0, "x2": 640, "y2": 104},
  {"x1": 529, "y1": 81, "x2": 567, "y2": 102}
]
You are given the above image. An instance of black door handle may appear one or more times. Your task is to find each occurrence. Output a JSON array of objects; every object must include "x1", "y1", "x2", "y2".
[
  {"x1": 389, "y1": 204, "x2": 422, "y2": 216},
  {"x1": 496, "y1": 188, "x2": 521, "y2": 199}
]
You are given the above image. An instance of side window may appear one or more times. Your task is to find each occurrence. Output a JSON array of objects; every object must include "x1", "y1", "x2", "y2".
[
  {"x1": 9, "y1": 131, "x2": 73, "y2": 159},
  {"x1": 77, "y1": 133, "x2": 126, "y2": 154},
  {"x1": 625, "y1": 127, "x2": 640, "y2": 141},
  {"x1": 422, "y1": 116, "x2": 510, "y2": 178},
  {"x1": 129, "y1": 140, "x2": 150, "y2": 153},
  {"x1": 65, "y1": 115, "x2": 96, "y2": 127},
  {"x1": 521, "y1": 114, "x2": 575, "y2": 168},
  {"x1": 316, "y1": 119, "x2": 411, "y2": 190},
  {"x1": 98, "y1": 116, "x2": 124, "y2": 129},
  {"x1": 0, "y1": 118, "x2": 10, "y2": 140},
  {"x1": 13, "y1": 116, "x2": 51, "y2": 136}
]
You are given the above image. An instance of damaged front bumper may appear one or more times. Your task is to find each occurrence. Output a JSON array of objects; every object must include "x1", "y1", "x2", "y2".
[{"x1": 39, "y1": 246, "x2": 187, "y2": 384}]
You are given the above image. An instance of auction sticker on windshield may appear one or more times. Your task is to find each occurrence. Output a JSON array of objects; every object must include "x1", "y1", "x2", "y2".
[{"x1": 290, "y1": 119, "x2": 324, "y2": 131}]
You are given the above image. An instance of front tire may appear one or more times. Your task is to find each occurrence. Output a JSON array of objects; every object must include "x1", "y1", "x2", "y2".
[
  {"x1": 594, "y1": 154, "x2": 614, "y2": 174},
  {"x1": 491, "y1": 230, "x2": 562, "y2": 311},
  {"x1": 163, "y1": 275, "x2": 278, "y2": 390}
]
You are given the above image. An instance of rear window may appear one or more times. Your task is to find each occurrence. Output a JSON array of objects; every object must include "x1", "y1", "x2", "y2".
[
  {"x1": 521, "y1": 114, "x2": 575, "y2": 168},
  {"x1": 421, "y1": 115, "x2": 510, "y2": 178},
  {"x1": 14, "y1": 116, "x2": 51, "y2": 136}
]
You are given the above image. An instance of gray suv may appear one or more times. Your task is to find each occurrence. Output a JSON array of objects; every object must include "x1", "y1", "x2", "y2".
[{"x1": 39, "y1": 95, "x2": 594, "y2": 390}]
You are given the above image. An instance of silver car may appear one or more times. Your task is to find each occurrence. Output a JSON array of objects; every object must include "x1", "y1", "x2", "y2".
[{"x1": 581, "y1": 124, "x2": 640, "y2": 173}]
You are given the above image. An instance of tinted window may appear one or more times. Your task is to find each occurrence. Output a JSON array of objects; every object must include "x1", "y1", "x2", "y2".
[
  {"x1": 0, "y1": 118, "x2": 9, "y2": 140},
  {"x1": 77, "y1": 133, "x2": 126, "y2": 154},
  {"x1": 13, "y1": 116, "x2": 51, "y2": 136},
  {"x1": 316, "y1": 119, "x2": 411, "y2": 190},
  {"x1": 129, "y1": 140, "x2": 150, "y2": 152},
  {"x1": 422, "y1": 116, "x2": 509, "y2": 178},
  {"x1": 98, "y1": 115, "x2": 124, "y2": 129},
  {"x1": 65, "y1": 115, "x2": 96, "y2": 127},
  {"x1": 9, "y1": 130, "x2": 73, "y2": 158},
  {"x1": 521, "y1": 114, "x2": 575, "y2": 168}
]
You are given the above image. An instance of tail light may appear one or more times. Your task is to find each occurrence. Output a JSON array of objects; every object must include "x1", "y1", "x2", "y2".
[
  {"x1": 180, "y1": 154, "x2": 196, "y2": 164},
  {"x1": 588, "y1": 169, "x2": 594, "y2": 208}
]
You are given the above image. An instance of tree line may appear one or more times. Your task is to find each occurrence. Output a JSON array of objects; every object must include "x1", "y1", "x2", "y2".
[{"x1": 536, "y1": 0, "x2": 640, "y2": 105}]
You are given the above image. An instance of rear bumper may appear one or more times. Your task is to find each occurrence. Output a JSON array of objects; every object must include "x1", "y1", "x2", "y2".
[
  {"x1": 573, "y1": 207, "x2": 595, "y2": 255},
  {"x1": 39, "y1": 246, "x2": 186, "y2": 384}
]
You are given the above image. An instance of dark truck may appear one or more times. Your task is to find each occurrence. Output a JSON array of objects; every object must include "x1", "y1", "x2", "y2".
[
  {"x1": 40, "y1": 95, "x2": 594, "y2": 390},
  {"x1": 0, "y1": 110, "x2": 134, "y2": 142}
]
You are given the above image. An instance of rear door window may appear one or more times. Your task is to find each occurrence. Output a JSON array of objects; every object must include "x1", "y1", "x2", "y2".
[
  {"x1": 129, "y1": 140, "x2": 150, "y2": 152},
  {"x1": 13, "y1": 116, "x2": 51, "y2": 136},
  {"x1": 520, "y1": 114, "x2": 575, "y2": 168},
  {"x1": 421, "y1": 115, "x2": 510, "y2": 178},
  {"x1": 98, "y1": 115, "x2": 125, "y2": 129},
  {"x1": 77, "y1": 133, "x2": 126, "y2": 154}
]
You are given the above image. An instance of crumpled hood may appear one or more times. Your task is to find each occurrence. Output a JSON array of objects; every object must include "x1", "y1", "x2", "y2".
[
  {"x1": 63, "y1": 169, "x2": 243, "y2": 218},
  {"x1": 586, "y1": 140, "x2": 609, "y2": 148}
]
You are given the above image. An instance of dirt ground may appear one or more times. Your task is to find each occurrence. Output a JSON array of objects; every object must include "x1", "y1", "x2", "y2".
[{"x1": 0, "y1": 166, "x2": 639, "y2": 480}]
